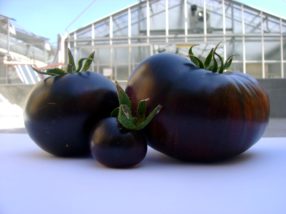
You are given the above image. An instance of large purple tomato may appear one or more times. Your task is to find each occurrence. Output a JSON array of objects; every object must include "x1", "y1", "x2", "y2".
[{"x1": 126, "y1": 48, "x2": 270, "y2": 162}]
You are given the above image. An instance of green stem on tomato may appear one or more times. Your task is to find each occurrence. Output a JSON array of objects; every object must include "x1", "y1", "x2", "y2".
[
  {"x1": 111, "y1": 81, "x2": 162, "y2": 131},
  {"x1": 32, "y1": 49, "x2": 95, "y2": 76},
  {"x1": 188, "y1": 43, "x2": 233, "y2": 73}
]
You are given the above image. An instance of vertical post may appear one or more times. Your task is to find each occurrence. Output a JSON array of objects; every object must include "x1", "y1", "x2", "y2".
[
  {"x1": 222, "y1": 0, "x2": 226, "y2": 35},
  {"x1": 91, "y1": 23, "x2": 95, "y2": 47},
  {"x1": 128, "y1": 8, "x2": 132, "y2": 77},
  {"x1": 241, "y1": 4, "x2": 246, "y2": 74},
  {"x1": 91, "y1": 23, "x2": 95, "y2": 70},
  {"x1": 73, "y1": 32, "x2": 77, "y2": 62},
  {"x1": 184, "y1": 0, "x2": 188, "y2": 43},
  {"x1": 58, "y1": 34, "x2": 67, "y2": 64},
  {"x1": 6, "y1": 18, "x2": 10, "y2": 84},
  {"x1": 6, "y1": 18, "x2": 10, "y2": 55},
  {"x1": 96, "y1": 48, "x2": 99, "y2": 73},
  {"x1": 109, "y1": 16, "x2": 114, "y2": 80},
  {"x1": 222, "y1": 0, "x2": 227, "y2": 60},
  {"x1": 128, "y1": 8, "x2": 131, "y2": 45},
  {"x1": 165, "y1": 0, "x2": 169, "y2": 43},
  {"x1": 280, "y1": 18, "x2": 284, "y2": 78},
  {"x1": 146, "y1": 0, "x2": 150, "y2": 43},
  {"x1": 109, "y1": 16, "x2": 113, "y2": 45},
  {"x1": 203, "y1": 0, "x2": 207, "y2": 42},
  {"x1": 261, "y1": 11, "x2": 265, "y2": 79},
  {"x1": 67, "y1": 35, "x2": 71, "y2": 49}
]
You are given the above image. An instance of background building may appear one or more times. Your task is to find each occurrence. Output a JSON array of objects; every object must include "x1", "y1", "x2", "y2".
[
  {"x1": 0, "y1": 15, "x2": 54, "y2": 84},
  {"x1": 0, "y1": 15, "x2": 55, "y2": 129},
  {"x1": 0, "y1": 0, "x2": 285, "y2": 120},
  {"x1": 64, "y1": 0, "x2": 286, "y2": 84}
]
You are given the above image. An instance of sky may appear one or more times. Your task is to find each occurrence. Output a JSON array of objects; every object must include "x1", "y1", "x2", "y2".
[
  {"x1": 1, "y1": 0, "x2": 137, "y2": 44},
  {"x1": 1, "y1": 0, "x2": 286, "y2": 45}
]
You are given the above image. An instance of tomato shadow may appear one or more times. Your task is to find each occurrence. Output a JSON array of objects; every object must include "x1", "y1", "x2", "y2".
[
  {"x1": 88, "y1": 160, "x2": 144, "y2": 170},
  {"x1": 144, "y1": 148, "x2": 259, "y2": 167},
  {"x1": 22, "y1": 150, "x2": 92, "y2": 161},
  {"x1": 22, "y1": 147, "x2": 259, "y2": 170},
  {"x1": 21, "y1": 150, "x2": 55, "y2": 160}
]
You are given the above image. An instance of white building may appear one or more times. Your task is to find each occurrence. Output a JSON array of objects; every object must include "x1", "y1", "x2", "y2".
[
  {"x1": 64, "y1": 0, "x2": 286, "y2": 82},
  {"x1": 0, "y1": 15, "x2": 54, "y2": 84}
]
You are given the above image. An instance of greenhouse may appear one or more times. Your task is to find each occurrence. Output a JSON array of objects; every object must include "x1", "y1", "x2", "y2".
[{"x1": 64, "y1": 0, "x2": 286, "y2": 83}]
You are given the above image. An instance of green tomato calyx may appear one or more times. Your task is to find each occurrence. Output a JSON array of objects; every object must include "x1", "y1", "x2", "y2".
[
  {"x1": 188, "y1": 43, "x2": 233, "y2": 73},
  {"x1": 32, "y1": 49, "x2": 95, "y2": 76},
  {"x1": 111, "y1": 82, "x2": 162, "y2": 131}
]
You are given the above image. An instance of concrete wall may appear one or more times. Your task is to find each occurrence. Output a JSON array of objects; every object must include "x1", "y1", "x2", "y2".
[
  {"x1": 0, "y1": 85, "x2": 34, "y2": 108},
  {"x1": 0, "y1": 79, "x2": 285, "y2": 117}
]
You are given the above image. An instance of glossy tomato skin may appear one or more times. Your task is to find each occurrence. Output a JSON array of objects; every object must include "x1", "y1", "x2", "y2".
[
  {"x1": 91, "y1": 117, "x2": 147, "y2": 168},
  {"x1": 126, "y1": 53, "x2": 270, "y2": 162},
  {"x1": 24, "y1": 72, "x2": 118, "y2": 157}
]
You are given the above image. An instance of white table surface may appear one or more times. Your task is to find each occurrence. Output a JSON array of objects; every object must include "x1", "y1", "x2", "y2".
[{"x1": 0, "y1": 133, "x2": 286, "y2": 214}]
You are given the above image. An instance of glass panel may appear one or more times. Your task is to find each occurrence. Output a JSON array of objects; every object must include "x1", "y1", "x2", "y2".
[
  {"x1": 265, "y1": 63, "x2": 281, "y2": 78},
  {"x1": 94, "y1": 20, "x2": 110, "y2": 37},
  {"x1": 114, "y1": 47, "x2": 129, "y2": 65},
  {"x1": 76, "y1": 27, "x2": 91, "y2": 39},
  {"x1": 73, "y1": 48, "x2": 85, "y2": 62},
  {"x1": 131, "y1": 46, "x2": 150, "y2": 69},
  {"x1": 244, "y1": 7, "x2": 261, "y2": 34},
  {"x1": 99, "y1": 65, "x2": 113, "y2": 79},
  {"x1": 152, "y1": 43, "x2": 170, "y2": 53},
  {"x1": 245, "y1": 37, "x2": 262, "y2": 60},
  {"x1": 282, "y1": 20, "x2": 286, "y2": 33},
  {"x1": 130, "y1": 37, "x2": 148, "y2": 44},
  {"x1": 246, "y1": 63, "x2": 262, "y2": 78},
  {"x1": 263, "y1": 15, "x2": 280, "y2": 33},
  {"x1": 231, "y1": 62, "x2": 243, "y2": 72},
  {"x1": 284, "y1": 63, "x2": 286, "y2": 78},
  {"x1": 131, "y1": 3, "x2": 147, "y2": 37},
  {"x1": 0, "y1": 55, "x2": 6, "y2": 84},
  {"x1": 206, "y1": 0, "x2": 223, "y2": 34},
  {"x1": 116, "y1": 65, "x2": 129, "y2": 81},
  {"x1": 225, "y1": 3, "x2": 242, "y2": 34},
  {"x1": 78, "y1": 40, "x2": 91, "y2": 47},
  {"x1": 226, "y1": 38, "x2": 243, "y2": 60},
  {"x1": 150, "y1": 0, "x2": 166, "y2": 36},
  {"x1": 97, "y1": 47, "x2": 111, "y2": 65},
  {"x1": 112, "y1": 38, "x2": 129, "y2": 44},
  {"x1": 168, "y1": 37, "x2": 188, "y2": 45},
  {"x1": 264, "y1": 37, "x2": 281, "y2": 61},
  {"x1": 168, "y1": 1, "x2": 184, "y2": 34},
  {"x1": 283, "y1": 36, "x2": 286, "y2": 60},
  {"x1": 113, "y1": 10, "x2": 128, "y2": 37}
]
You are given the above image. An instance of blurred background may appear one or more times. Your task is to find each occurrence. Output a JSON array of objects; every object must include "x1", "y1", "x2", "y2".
[{"x1": 0, "y1": 0, "x2": 285, "y2": 134}]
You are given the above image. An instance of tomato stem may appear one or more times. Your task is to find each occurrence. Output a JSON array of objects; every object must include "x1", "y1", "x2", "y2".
[
  {"x1": 112, "y1": 81, "x2": 162, "y2": 131},
  {"x1": 188, "y1": 43, "x2": 233, "y2": 73},
  {"x1": 32, "y1": 49, "x2": 95, "y2": 76}
]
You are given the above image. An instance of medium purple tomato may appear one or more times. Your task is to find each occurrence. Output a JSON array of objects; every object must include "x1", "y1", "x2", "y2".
[{"x1": 24, "y1": 51, "x2": 118, "y2": 157}]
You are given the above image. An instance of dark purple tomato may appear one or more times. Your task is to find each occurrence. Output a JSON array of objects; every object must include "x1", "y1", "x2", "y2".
[
  {"x1": 24, "y1": 71, "x2": 118, "y2": 157},
  {"x1": 126, "y1": 53, "x2": 270, "y2": 162},
  {"x1": 91, "y1": 117, "x2": 147, "y2": 168}
]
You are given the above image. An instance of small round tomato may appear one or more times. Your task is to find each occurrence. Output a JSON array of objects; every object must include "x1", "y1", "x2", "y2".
[
  {"x1": 90, "y1": 82, "x2": 161, "y2": 168},
  {"x1": 91, "y1": 117, "x2": 147, "y2": 168}
]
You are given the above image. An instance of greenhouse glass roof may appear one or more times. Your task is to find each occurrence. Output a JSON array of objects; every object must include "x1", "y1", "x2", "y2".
[{"x1": 65, "y1": 0, "x2": 286, "y2": 80}]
